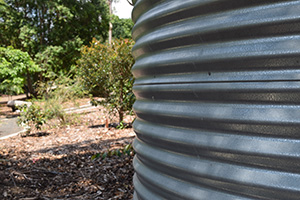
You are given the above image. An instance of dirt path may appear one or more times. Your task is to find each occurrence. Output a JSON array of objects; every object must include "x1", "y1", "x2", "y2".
[
  {"x1": 0, "y1": 104, "x2": 135, "y2": 199},
  {"x1": 0, "y1": 94, "x2": 27, "y2": 104},
  {"x1": 0, "y1": 118, "x2": 24, "y2": 140},
  {"x1": 0, "y1": 96, "x2": 95, "y2": 140},
  {"x1": 0, "y1": 94, "x2": 27, "y2": 139}
]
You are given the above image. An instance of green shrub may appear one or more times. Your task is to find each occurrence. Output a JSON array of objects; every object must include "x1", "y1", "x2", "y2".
[
  {"x1": 77, "y1": 38, "x2": 135, "y2": 123},
  {"x1": 0, "y1": 47, "x2": 41, "y2": 95},
  {"x1": 112, "y1": 15, "x2": 134, "y2": 39},
  {"x1": 91, "y1": 143, "x2": 135, "y2": 161},
  {"x1": 36, "y1": 74, "x2": 87, "y2": 101},
  {"x1": 18, "y1": 104, "x2": 47, "y2": 132},
  {"x1": 18, "y1": 75, "x2": 87, "y2": 134}
]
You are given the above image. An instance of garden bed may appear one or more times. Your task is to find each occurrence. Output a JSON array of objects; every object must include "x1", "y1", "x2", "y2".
[{"x1": 0, "y1": 101, "x2": 136, "y2": 200}]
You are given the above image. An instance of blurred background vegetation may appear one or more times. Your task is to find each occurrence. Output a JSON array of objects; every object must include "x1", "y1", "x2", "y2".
[{"x1": 0, "y1": 0, "x2": 135, "y2": 126}]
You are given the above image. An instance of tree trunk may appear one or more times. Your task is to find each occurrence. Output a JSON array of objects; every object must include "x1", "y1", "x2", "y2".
[
  {"x1": 108, "y1": 0, "x2": 112, "y2": 46},
  {"x1": 118, "y1": 109, "x2": 124, "y2": 124},
  {"x1": 26, "y1": 67, "x2": 35, "y2": 97},
  {"x1": 118, "y1": 79, "x2": 124, "y2": 123}
]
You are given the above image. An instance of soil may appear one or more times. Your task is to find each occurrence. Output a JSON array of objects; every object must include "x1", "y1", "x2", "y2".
[
  {"x1": 0, "y1": 98, "x2": 136, "y2": 200},
  {"x1": 0, "y1": 104, "x2": 19, "y2": 119}
]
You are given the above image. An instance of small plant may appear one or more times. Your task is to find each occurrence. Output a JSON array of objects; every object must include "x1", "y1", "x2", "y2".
[
  {"x1": 0, "y1": 47, "x2": 41, "y2": 95},
  {"x1": 116, "y1": 121, "x2": 132, "y2": 129},
  {"x1": 77, "y1": 38, "x2": 135, "y2": 124},
  {"x1": 17, "y1": 75, "x2": 87, "y2": 134},
  {"x1": 17, "y1": 104, "x2": 47, "y2": 132},
  {"x1": 91, "y1": 143, "x2": 135, "y2": 161}
]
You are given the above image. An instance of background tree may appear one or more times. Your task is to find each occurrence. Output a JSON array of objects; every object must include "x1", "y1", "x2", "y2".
[
  {"x1": 0, "y1": 47, "x2": 41, "y2": 95},
  {"x1": 77, "y1": 39, "x2": 135, "y2": 123},
  {"x1": 112, "y1": 15, "x2": 134, "y2": 39},
  {"x1": 0, "y1": 0, "x2": 21, "y2": 48},
  {"x1": 0, "y1": 0, "x2": 110, "y2": 81}
]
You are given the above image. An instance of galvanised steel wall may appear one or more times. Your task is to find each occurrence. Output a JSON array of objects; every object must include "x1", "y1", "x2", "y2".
[{"x1": 131, "y1": 1, "x2": 300, "y2": 199}]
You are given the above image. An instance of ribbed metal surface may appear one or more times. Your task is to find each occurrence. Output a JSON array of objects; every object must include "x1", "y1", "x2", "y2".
[{"x1": 131, "y1": 1, "x2": 300, "y2": 199}]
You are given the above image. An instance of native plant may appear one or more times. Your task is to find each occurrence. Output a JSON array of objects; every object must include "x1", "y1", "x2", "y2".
[
  {"x1": 91, "y1": 143, "x2": 135, "y2": 161},
  {"x1": 18, "y1": 75, "x2": 87, "y2": 134},
  {"x1": 18, "y1": 104, "x2": 47, "y2": 132},
  {"x1": 112, "y1": 15, "x2": 134, "y2": 39},
  {"x1": 77, "y1": 38, "x2": 135, "y2": 123},
  {"x1": 0, "y1": 47, "x2": 41, "y2": 95}
]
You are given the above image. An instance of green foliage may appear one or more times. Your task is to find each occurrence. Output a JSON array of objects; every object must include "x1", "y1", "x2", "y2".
[
  {"x1": 0, "y1": 0, "x2": 21, "y2": 48},
  {"x1": 77, "y1": 38, "x2": 135, "y2": 123},
  {"x1": 34, "y1": 37, "x2": 84, "y2": 80},
  {"x1": 91, "y1": 143, "x2": 135, "y2": 161},
  {"x1": 18, "y1": 25, "x2": 38, "y2": 55},
  {"x1": 37, "y1": 73, "x2": 87, "y2": 100},
  {"x1": 76, "y1": 38, "x2": 110, "y2": 96},
  {"x1": 18, "y1": 104, "x2": 47, "y2": 131},
  {"x1": 112, "y1": 15, "x2": 134, "y2": 39},
  {"x1": 0, "y1": 47, "x2": 41, "y2": 95},
  {"x1": 116, "y1": 121, "x2": 130, "y2": 129},
  {"x1": 34, "y1": 46, "x2": 64, "y2": 79},
  {"x1": 18, "y1": 75, "x2": 87, "y2": 134},
  {"x1": 1, "y1": 0, "x2": 109, "y2": 78},
  {"x1": 3, "y1": 0, "x2": 109, "y2": 48}
]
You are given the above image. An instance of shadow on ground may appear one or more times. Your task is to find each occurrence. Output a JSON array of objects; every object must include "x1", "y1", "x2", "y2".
[{"x1": 0, "y1": 136, "x2": 135, "y2": 199}]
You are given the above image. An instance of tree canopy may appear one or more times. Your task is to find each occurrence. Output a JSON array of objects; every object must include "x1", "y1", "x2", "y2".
[
  {"x1": 0, "y1": 46, "x2": 41, "y2": 95},
  {"x1": 0, "y1": 0, "x2": 110, "y2": 76},
  {"x1": 112, "y1": 15, "x2": 134, "y2": 39},
  {"x1": 77, "y1": 38, "x2": 135, "y2": 122},
  {"x1": 0, "y1": 0, "x2": 136, "y2": 121}
]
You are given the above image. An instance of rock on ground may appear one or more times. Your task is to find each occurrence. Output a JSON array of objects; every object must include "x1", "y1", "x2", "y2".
[{"x1": 7, "y1": 100, "x2": 32, "y2": 112}]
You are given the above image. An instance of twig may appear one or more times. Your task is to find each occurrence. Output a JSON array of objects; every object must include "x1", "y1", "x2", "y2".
[
  {"x1": 19, "y1": 197, "x2": 50, "y2": 200},
  {"x1": 33, "y1": 166, "x2": 68, "y2": 175},
  {"x1": 9, "y1": 173, "x2": 16, "y2": 187},
  {"x1": 11, "y1": 170, "x2": 33, "y2": 182},
  {"x1": 79, "y1": 170, "x2": 86, "y2": 179},
  {"x1": 126, "y1": 0, "x2": 133, "y2": 6}
]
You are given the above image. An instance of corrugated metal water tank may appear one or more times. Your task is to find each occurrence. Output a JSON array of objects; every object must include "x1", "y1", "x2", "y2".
[{"x1": 131, "y1": 1, "x2": 300, "y2": 199}]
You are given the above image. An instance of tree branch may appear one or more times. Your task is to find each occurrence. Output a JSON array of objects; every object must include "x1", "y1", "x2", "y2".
[{"x1": 126, "y1": 0, "x2": 133, "y2": 6}]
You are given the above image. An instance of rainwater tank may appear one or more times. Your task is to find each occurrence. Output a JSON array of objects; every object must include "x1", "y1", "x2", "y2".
[{"x1": 131, "y1": 1, "x2": 300, "y2": 199}]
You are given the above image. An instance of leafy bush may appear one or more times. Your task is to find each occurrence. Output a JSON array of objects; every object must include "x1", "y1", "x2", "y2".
[
  {"x1": 0, "y1": 47, "x2": 41, "y2": 95},
  {"x1": 77, "y1": 38, "x2": 135, "y2": 123},
  {"x1": 18, "y1": 104, "x2": 47, "y2": 132},
  {"x1": 112, "y1": 15, "x2": 134, "y2": 39},
  {"x1": 91, "y1": 143, "x2": 135, "y2": 161},
  {"x1": 34, "y1": 37, "x2": 83, "y2": 80},
  {"x1": 18, "y1": 75, "x2": 87, "y2": 134},
  {"x1": 36, "y1": 74, "x2": 87, "y2": 101}
]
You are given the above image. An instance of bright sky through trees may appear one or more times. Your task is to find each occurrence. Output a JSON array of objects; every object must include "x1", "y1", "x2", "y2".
[{"x1": 113, "y1": 0, "x2": 133, "y2": 19}]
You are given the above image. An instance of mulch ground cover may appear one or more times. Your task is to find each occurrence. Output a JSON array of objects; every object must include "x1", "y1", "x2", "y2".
[{"x1": 0, "y1": 99, "x2": 136, "y2": 200}]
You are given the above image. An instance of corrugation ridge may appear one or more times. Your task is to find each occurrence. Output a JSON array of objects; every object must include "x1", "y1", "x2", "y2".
[
  {"x1": 133, "y1": 81, "x2": 300, "y2": 105},
  {"x1": 131, "y1": 0, "x2": 162, "y2": 24},
  {"x1": 133, "y1": 139, "x2": 300, "y2": 199},
  {"x1": 132, "y1": 1, "x2": 290, "y2": 41},
  {"x1": 132, "y1": 56, "x2": 300, "y2": 80},
  {"x1": 132, "y1": 36, "x2": 300, "y2": 78},
  {"x1": 133, "y1": 1, "x2": 300, "y2": 58},
  {"x1": 133, "y1": 119, "x2": 300, "y2": 173},
  {"x1": 133, "y1": 100, "x2": 300, "y2": 124},
  {"x1": 133, "y1": 192, "x2": 139, "y2": 200},
  {"x1": 133, "y1": 155, "x2": 252, "y2": 200},
  {"x1": 133, "y1": 70, "x2": 300, "y2": 85},
  {"x1": 134, "y1": 139, "x2": 300, "y2": 195},
  {"x1": 133, "y1": 100, "x2": 300, "y2": 139},
  {"x1": 135, "y1": 111, "x2": 300, "y2": 139},
  {"x1": 132, "y1": 0, "x2": 210, "y2": 40},
  {"x1": 133, "y1": 174, "x2": 164, "y2": 200},
  {"x1": 132, "y1": 1, "x2": 300, "y2": 199}
]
